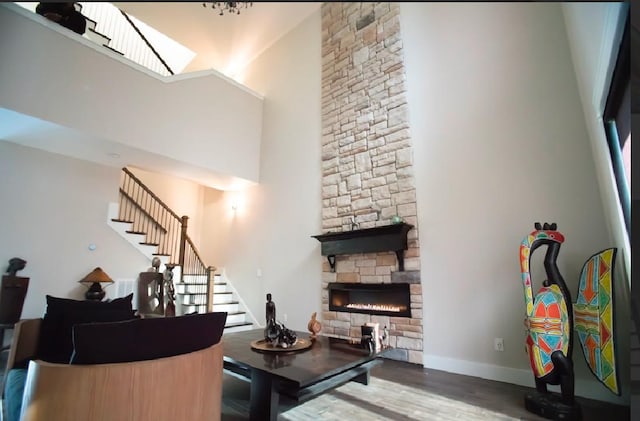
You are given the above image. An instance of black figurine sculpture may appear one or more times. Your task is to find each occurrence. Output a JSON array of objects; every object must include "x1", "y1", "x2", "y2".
[
  {"x1": 266, "y1": 293, "x2": 276, "y2": 324},
  {"x1": 263, "y1": 293, "x2": 297, "y2": 348}
]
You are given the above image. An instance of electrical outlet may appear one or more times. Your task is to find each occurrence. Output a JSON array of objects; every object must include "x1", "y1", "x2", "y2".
[{"x1": 494, "y1": 337, "x2": 504, "y2": 352}]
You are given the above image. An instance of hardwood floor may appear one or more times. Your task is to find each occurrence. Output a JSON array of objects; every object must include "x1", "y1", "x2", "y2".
[{"x1": 222, "y1": 358, "x2": 631, "y2": 420}]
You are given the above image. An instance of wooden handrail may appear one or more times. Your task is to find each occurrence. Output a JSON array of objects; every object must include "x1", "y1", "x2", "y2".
[
  {"x1": 179, "y1": 215, "x2": 188, "y2": 269},
  {"x1": 119, "y1": 188, "x2": 168, "y2": 234},
  {"x1": 118, "y1": 9, "x2": 174, "y2": 75},
  {"x1": 185, "y1": 236, "x2": 208, "y2": 272}
]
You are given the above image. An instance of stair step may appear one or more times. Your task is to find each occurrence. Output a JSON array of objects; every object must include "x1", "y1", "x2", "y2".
[
  {"x1": 213, "y1": 293, "x2": 235, "y2": 304},
  {"x1": 226, "y1": 312, "x2": 247, "y2": 324},
  {"x1": 213, "y1": 302, "x2": 240, "y2": 313},
  {"x1": 84, "y1": 16, "x2": 97, "y2": 32},
  {"x1": 103, "y1": 44, "x2": 125, "y2": 56},
  {"x1": 85, "y1": 27, "x2": 111, "y2": 46},
  {"x1": 111, "y1": 218, "x2": 134, "y2": 224},
  {"x1": 152, "y1": 253, "x2": 171, "y2": 257},
  {"x1": 213, "y1": 284, "x2": 228, "y2": 293},
  {"x1": 180, "y1": 304, "x2": 208, "y2": 313},
  {"x1": 223, "y1": 322, "x2": 254, "y2": 334},
  {"x1": 180, "y1": 295, "x2": 208, "y2": 305},
  {"x1": 225, "y1": 321, "x2": 253, "y2": 328},
  {"x1": 126, "y1": 230, "x2": 147, "y2": 235}
]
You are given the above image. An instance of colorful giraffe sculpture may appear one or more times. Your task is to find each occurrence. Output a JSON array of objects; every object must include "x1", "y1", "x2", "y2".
[{"x1": 519, "y1": 222, "x2": 619, "y2": 419}]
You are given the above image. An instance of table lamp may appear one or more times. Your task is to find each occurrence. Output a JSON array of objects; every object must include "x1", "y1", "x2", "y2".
[{"x1": 78, "y1": 267, "x2": 113, "y2": 301}]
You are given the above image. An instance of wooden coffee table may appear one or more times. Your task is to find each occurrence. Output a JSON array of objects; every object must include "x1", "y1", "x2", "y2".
[{"x1": 223, "y1": 329, "x2": 387, "y2": 421}]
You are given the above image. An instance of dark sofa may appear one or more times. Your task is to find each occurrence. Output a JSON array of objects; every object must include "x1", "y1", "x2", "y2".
[{"x1": 2, "y1": 294, "x2": 227, "y2": 421}]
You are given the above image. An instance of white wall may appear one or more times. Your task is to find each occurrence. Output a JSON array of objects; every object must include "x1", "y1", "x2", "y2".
[
  {"x1": 400, "y1": 2, "x2": 628, "y2": 404},
  {"x1": 200, "y1": 188, "x2": 231, "y2": 270},
  {"x1": 0, "y1": 4, "x2": 263, "y2": 184},
  {"x1": 0, "y1": 142, "x2": 149, "y2": 319},
  {"x1": 203, "y1": 9, "x2": 323, "y2": 330}
]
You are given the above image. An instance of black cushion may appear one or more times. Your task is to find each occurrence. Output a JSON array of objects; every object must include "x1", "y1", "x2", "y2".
[
  {"x1": 37, "y1": 294, "x2": 136, "y2": 363},
  {"x1": 70, "y1": 312, "x2": 227, "y2": 365}
]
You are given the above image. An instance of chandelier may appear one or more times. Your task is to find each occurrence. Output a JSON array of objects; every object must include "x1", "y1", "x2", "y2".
[{"x1": 202, "y1": 2, "x2": 253, "y2": 16}]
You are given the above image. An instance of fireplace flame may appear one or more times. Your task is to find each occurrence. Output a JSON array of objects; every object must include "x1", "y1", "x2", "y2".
[{"x1": 345, "y1": 303, "x2": 406, "y2": 313}]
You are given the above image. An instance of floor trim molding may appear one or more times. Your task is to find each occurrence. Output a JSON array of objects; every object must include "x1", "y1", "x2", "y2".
[{"x1": 423, "y1": 354, "x2": 628, "y2": 405}]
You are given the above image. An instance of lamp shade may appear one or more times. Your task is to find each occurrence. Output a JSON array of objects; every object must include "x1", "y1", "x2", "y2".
[
  {"x1": 79, "y1": 268, "x2": 113, "y2": 301},
  {"x1": 79, "y1": 267, "x2": 113, "y2": 284}
]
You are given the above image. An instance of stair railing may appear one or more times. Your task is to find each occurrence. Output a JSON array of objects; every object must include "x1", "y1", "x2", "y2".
[
  {"x1": 117, "y1": 167, "x2": 215, "y2": 312},
  {"x1": 118, "y1": 9, "x2": 174, "y2": 75},
  {"x1": 76, "y1": 2, "x2": 176, "y2": 76}
]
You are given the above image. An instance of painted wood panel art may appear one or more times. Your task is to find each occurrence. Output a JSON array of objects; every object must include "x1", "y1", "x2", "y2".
[{"x1": 573, "y1": 248, "x2": 619, "y2": 395}]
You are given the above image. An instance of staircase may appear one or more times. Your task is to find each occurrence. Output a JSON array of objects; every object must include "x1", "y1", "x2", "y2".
[
  {"x1": 16, "y1": 2, "x2": 177, "y2": 76},
  {"x1": 210, "y1": 274, "x2": 254, "y2": 332},
  {"x1": 107, "y1": 167, "x2": 254, "y2": 332}
]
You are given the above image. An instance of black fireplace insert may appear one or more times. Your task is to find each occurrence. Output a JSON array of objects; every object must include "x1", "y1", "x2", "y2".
[{"x1": 328, "y1": 282, "x2": 411, "y2": 317}]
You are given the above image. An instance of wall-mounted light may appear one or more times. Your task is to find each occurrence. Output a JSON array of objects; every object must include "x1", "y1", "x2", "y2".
[{"x1": 227, "y1": 191, "x2": 246, "y2": 217}]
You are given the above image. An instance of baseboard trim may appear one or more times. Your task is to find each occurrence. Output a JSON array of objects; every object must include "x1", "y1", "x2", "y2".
[{"x1": 423, "y1": 354, "x2": 628, "y2": 406}]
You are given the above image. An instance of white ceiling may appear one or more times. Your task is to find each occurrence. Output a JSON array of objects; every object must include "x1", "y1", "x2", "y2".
[{"x1": 113, "y1": 2, "x2": 321, "y2": 77}]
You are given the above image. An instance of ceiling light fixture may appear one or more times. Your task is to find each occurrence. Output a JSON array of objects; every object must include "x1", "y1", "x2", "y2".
[{"x1": 202, "y1": 2, "x2": 253, "y2": 16}]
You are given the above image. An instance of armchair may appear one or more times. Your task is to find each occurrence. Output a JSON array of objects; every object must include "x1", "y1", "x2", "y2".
[{"x1": 3, "y1": 311, "x2": 227, "y2": 421}]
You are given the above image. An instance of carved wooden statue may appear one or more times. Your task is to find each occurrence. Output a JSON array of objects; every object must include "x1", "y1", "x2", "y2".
[
  {"x1": 519, "y1": 223, "x2": 619, "y2": 420},
  {"x1": 163, "y1": 264, "x2": 176, "y2": 317}
]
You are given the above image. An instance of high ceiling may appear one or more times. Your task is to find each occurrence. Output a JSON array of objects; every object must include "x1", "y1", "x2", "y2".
[{"x1": 113, "y1": 2, "x2": 321, "y2": 78}]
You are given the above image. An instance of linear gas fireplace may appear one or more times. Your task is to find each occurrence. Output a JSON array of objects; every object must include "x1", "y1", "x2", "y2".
[{"x1": 328, "y1": 283, "x2": 411, "y2": 317}]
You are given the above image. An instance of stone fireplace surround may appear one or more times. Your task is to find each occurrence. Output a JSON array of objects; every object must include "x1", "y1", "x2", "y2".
[{"x1": 320, "y1": 2, "x2": 423, "y2": 364}]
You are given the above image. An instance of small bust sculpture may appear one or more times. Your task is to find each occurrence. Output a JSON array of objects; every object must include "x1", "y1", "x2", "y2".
[
  {"x1": 307, "y1": 312, "x2": 321, "y2": 340},
  {"x1": 149, "y1": 257, "x2": 162, "y2": 273},
  {"x1": 6, "y1": 257, "x2": 27, "y2": 276}
]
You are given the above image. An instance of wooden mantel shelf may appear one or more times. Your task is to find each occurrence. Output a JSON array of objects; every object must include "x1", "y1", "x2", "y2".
[{"x1": 312, "y1": 223, "x2": 414, "y2": 272}]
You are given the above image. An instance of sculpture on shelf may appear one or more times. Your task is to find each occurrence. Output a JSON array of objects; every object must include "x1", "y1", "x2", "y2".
[
  {"x1": 360, "y1": 325, "x2": 375, "y2": 354},
  {"x1": 307, "y1": 312, "x2": 321, "y2": 339},
  {"x1": 137, "y1": 259, "x2": 164, "y2": 316},
  {"x1": 149, "y1": 257, "x2": 162, "y2": 273},
  {"x1": 6, "y1": 258, "x2": 26, "y2": 276},
  {"x1": 1, "y1": 258, "x2": 30, "y2": 334},
  {"x1": 163, "y1": 264, "x2": 176, "y2": 317},
  {"x1": 519, "y1": 222, "x2": 619, "y2": 421}
]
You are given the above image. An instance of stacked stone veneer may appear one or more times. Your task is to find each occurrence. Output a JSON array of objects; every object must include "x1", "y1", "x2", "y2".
[{"x1": 320, "y1": 2, "x2": 423, "y2": 364}]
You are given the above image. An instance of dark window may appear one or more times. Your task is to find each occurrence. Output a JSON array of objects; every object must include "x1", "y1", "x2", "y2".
[{"x1": 603, "y1": 12, "x2": 631, "y2": 237}]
